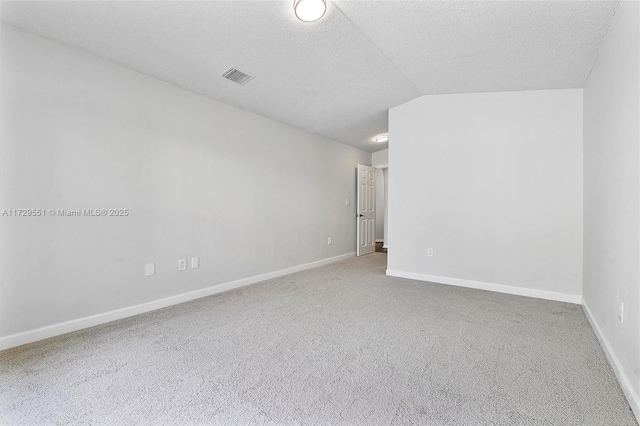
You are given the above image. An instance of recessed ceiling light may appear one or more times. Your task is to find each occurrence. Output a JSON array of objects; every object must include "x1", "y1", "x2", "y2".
[
  {"x1": 374, "y1": 133, "x2": 389, "y2": 143},
  {"x1": 294, "y1": 0, "x2": 326, "y2": 22}
]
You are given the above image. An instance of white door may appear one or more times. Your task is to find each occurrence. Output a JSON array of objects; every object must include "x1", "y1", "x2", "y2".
[{"x1": 356, "y1": 164, "x2": 376, "y2": 256}]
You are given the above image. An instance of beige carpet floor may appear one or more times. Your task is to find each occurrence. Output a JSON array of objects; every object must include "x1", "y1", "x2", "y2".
[{"x1": 0, "y1": 253, "x2": 637, "y2": 425}]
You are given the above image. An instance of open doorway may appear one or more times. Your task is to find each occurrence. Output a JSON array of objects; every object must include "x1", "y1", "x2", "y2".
[
  {"x1": 374, "y1": 168, "x2": 387, "y2": 253},
  {"x1": 372, "y1": 148, "x2": 388, "y2": 253},
  {"x1": 356, "y1": 150, "x2": 388, "y2": 257}
]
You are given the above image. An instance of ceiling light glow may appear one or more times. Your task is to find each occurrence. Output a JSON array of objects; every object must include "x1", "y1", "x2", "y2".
[
  {"x1": 374, "y1": 133, "x2": 389, "y2": 143},
  {"x1": 294, "y1": 0, "x2": 326, "y2": 22}
]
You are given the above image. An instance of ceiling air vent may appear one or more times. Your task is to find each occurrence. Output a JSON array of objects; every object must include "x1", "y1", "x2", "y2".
[{"x1": 221, "y1": 67, "x2": 255, "y2": 86}]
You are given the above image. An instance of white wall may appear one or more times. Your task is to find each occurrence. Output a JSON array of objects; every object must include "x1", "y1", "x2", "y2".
[
  {"x1": 583, "y1": 0, "x2": 639, "y2": 414},
  {"x1": 0, "y1": 25, "x2": 370, "y2": 341},
  {"x1": 388, "y1": 89, "x2": 583, "y2": 302},
  {"x1": 372, "y1": 149, "x2": 388, "y2": 168}
]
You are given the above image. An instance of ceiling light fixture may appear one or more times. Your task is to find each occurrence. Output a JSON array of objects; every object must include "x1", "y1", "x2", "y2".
[
  {"x1": 294, "y1": 0, "x2": 326, "y2": 22},
  {"x1": 374, "y1": 133, "x2": 389, "y2": 143}
]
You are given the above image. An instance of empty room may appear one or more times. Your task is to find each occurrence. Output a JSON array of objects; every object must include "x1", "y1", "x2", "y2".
[{"x1": 1, "y1": 0, "x2": 638, "y2": 424}]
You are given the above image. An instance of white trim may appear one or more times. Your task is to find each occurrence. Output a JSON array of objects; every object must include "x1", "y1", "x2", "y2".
[
  {"x1": 583, "y1": 301, "x2": 640, "y2": 420},
  {"x1": 385, "y1": 269, "x2": 582, "y2": 304},
  {"x1": 376, "y1": 239, "x2": 384, "y2": 243},
  {"x1": 0, "y1": 252, "x2": 356, "y2": 351}
]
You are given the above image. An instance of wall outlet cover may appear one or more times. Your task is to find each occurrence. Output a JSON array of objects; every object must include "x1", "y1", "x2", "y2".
[
  {"x1": 191, "y1": 257, "x2": 200, "y2": 269},
  {"x1": 178, "y1": 259, "x2": 187, "y2": 271}
]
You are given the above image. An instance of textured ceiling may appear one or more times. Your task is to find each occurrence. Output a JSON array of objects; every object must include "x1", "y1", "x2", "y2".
[{"x1": 0, "y1": 1, "x2": 618, "y2": 152}]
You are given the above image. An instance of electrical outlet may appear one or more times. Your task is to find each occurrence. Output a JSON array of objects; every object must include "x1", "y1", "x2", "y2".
[
  {"x1": 145, "y1": 263, "x2": 155, "y2": 276},
  {"x1": 427, "y1": 248, "x2": 434, "y2": 257},
  {"x1": 191, "y1": 257, "x2": 200, "y2": 269},
  {"x1": 618, "y1": 302, "x2": 624, "y2": 323},
  {"x1": 327, "y1": 237, "x2": 332, "y2": 245},
  {"x1": 345, "y1": 199, "x2": 350, "y2": 206},
  {"x1": 178, "y1": 259, "x2": 187, "y2": 271}
]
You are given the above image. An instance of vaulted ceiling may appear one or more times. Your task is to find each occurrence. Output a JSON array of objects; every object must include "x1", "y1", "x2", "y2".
[{"x1": 1, "y1": 1, "x2": 618, "y2": 152}]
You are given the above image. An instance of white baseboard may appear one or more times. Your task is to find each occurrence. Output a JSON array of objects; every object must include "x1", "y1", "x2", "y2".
[
  {"x1": 376, "y1": 239, "x2": 384, "y2": 243},
  {"x1": 0, "y1": 252, "x2": 356, "y2": 351},
  {"x1": 385, "y1": 269, "x2": 582, "y2": 304},
  {"x1": 583, "y1": 301, "x2": 640, "y2": 420}
]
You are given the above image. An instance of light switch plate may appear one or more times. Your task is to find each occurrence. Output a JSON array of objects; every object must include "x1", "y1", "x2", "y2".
[
  {"x1": 145, "y1": 263, "x2": 155, "y2": 276},
  {"x1": 191, "y1": 257, "x2": 200, "y2": 269}
]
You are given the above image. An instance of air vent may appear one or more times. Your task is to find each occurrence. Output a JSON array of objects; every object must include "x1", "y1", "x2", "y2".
[{"x1": 221, "y1": 67, "x2": 255, "y2": 86}]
